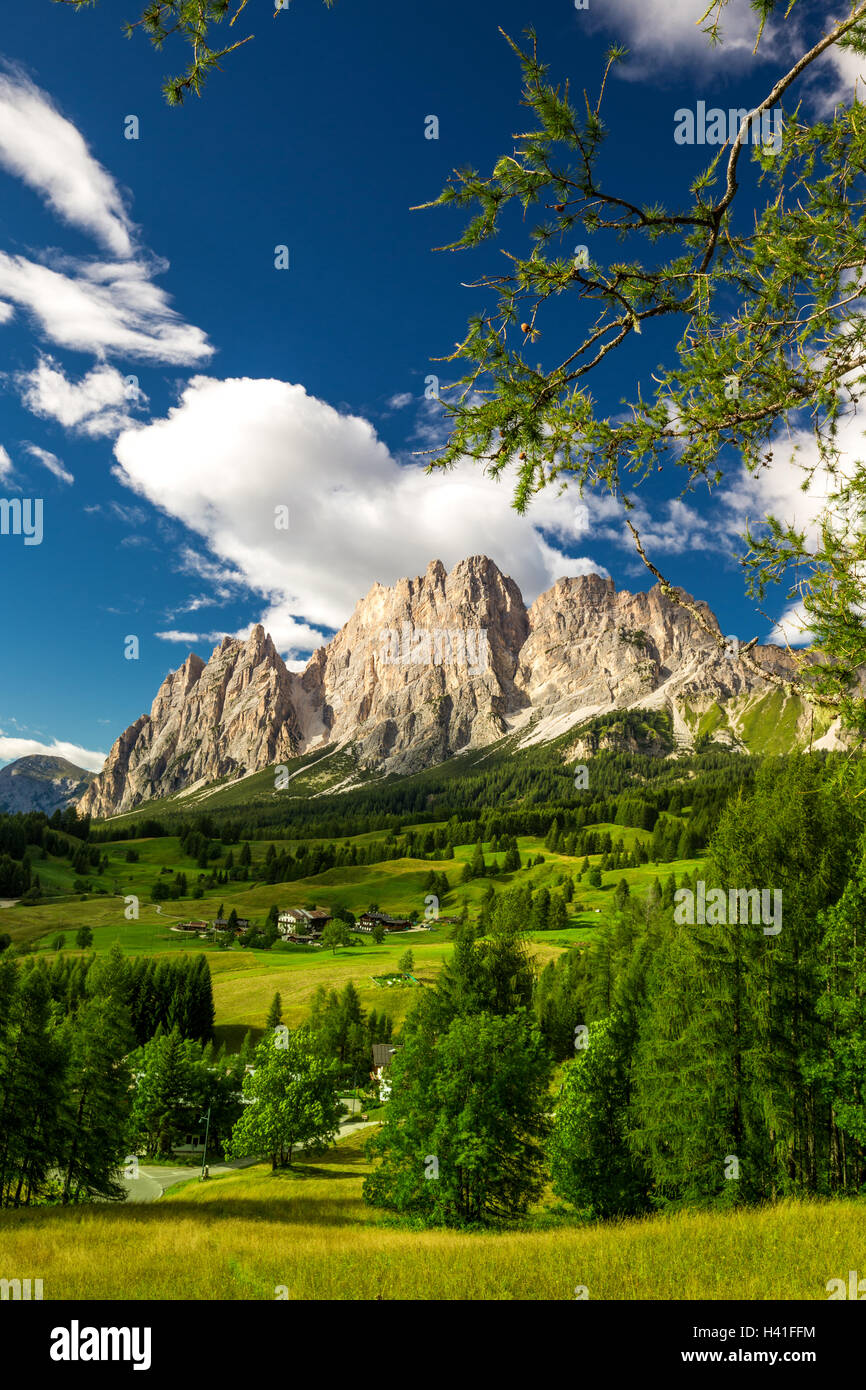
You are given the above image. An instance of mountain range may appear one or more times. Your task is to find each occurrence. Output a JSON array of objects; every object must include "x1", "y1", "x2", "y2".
[
  {"x1": 73, "y1": 555, "x2": 846, "y2": 821},
  {"x1": 0, "y1": 756, "x2": 95, "y2": 816}
]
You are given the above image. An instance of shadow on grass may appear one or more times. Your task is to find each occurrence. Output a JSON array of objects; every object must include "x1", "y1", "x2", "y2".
[
  {"x1": 5, "y1": 1186, "x2": 369, "y2": 1232},
  {"x1": 213, "y1": 1024, "x2": 264, "y2": 1051},
  {"x1": 117, "y1": 1197, "x2": 365, "y2": 1229}
]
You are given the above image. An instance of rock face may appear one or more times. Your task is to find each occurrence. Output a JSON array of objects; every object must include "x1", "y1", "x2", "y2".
[
  {"x1": 512, "y1": 573, "x2": 798, "y2": 745},
  {"x1": 78, "y1": 555, "x2": 809, "y2": 816},
  {"x1": 0, "y1": 756, "x2": 95, "y2": 815},
  {"x1": 79, "y1": 627, "x2": 299, "y2": 817},
  {"x1": 301, "y1": 557, "x2": 529, "y2": 776}
]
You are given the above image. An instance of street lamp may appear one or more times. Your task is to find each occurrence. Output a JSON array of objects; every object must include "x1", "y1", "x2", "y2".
[{"x1": 199, "y1": 1106, "x2": 211, "y2": 1180}]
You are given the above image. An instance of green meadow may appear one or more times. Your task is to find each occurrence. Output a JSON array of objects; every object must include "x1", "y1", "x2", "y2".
[{"x1": 2, "y1": 821, "x2": 702, "y2": 1042}]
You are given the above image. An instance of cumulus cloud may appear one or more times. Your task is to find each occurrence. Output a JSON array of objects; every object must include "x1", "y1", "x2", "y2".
[
  {"x1": 0, "y1": 71, "x2": 135, "y2": 257},
  {"x1": 112, "y1": 376, "x2": 608, "y2": 655},
  {"x1": 17, "y1": 357, "x2": 148, "y2": 436},
  {"x1": 0, "y1": 734, "x2": 106, "y2": 771},
  {"x1": 820, "y1": 41, "x2": 866, "y2": 108},
  {"x1": 24, "y1": 443, "x2": 73, "y2": 485},
  {"x1": 721, "y1": 410, "x2": 866, "y2": 552},
  {"x1": 0, "y1": 446, "x2": 13, "y2": 481}
]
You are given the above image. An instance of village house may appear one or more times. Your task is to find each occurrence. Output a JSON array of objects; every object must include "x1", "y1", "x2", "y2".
[
  {"x1": 371, "y1": 1043, "x2": 399, "y2": 1099},
  {"x1": 357, "y1": 911, "x2": 411, "y2": 934},
  {"x1": 277, "y1": 907, "x2": 331, "y2": 940},
  {"x1": 210, "y1": 917, "x2": 252, "y2": 933}
]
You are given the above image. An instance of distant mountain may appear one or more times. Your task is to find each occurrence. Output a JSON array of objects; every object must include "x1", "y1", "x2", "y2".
[
  {"x1": 0, "y1": 755, "x2": 96, "y2": 815},
  {"x1": 78, "y1": 555, "x2": 849, "y2": 819}
]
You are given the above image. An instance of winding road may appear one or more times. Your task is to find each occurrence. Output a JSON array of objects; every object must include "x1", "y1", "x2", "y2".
[{"x1": 119, "y1": 1113, "x2": 380, "y2": 1203}]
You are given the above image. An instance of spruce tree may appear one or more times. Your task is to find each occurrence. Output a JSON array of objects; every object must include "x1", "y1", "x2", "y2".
[{"x1": 266, "y1": 991, "x2": 283, "y2": 1030}]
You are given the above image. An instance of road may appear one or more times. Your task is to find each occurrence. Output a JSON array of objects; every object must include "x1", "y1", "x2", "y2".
[
  {"x1": 119, "y1": 1113, "x2": 379, "y2": 1203},
  {"x1": 119, "y1": 1154, "x2": 261, "y2": 1203}
]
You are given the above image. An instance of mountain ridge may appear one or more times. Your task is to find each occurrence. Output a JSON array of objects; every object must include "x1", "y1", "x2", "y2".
[
  {"x1": 0, "y1": 756, "x2": 96, "y2": 816},
  {"x1": 77, "y1": 555, "x2": 842, "y2": 818}
]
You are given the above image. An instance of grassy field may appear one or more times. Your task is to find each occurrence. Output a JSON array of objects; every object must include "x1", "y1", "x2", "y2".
[
  {"x1": 0, "y1": 822, "x2": 702, "y2": 1043},
  {"x1": 2, "y1": 1131, "x2": 862, "y2": 1300}
]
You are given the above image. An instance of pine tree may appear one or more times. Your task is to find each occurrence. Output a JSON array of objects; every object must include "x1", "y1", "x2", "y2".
[
  {"x1": 810, "y1": 840, "x2": 866, "y2": 1189},
  {"x1": 130, "y1": 1027, "x2": 194, "y2": 1157},
  {"x1": 266, "y1": 991, "x2": 283, "y2": 1030},
  {"x1": 59, "y1": 951, "x2": 134, "y2": 1203},
  {"x1": 547, "y1": 892, "x2": 568, "y2": 933}
]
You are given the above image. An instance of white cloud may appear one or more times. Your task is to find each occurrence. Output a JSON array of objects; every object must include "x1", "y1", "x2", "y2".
[
  {"x1": 0, "y1": 734, "x2": 106, "y2": 772},
  {"x1": 112, "y1": 376, "x2": 607, "y2": 655},
  {"x1": 234, "y1": 614, "x2": 327, "y2": 651},
  {"x1": 591, "y1": 0, "x2": 773, "y2": 67},
  {"x1": 176, "y1": 547, "x2": 246, "y2": 589},
  {"x1": 387, "y1": 392, "x2": 414, "y2": 409},
  {"x1": 0, "y1": 71, "x2": 135, "y2": 257},
  {"x1": 154, "y1": 629, "x2": 222, "y2": 645},
  {"x1": 812, "y1": 36, "x2": 866, "y2": 110},
  {"x1": 24, "y1": 444, "x2": 73, "y2": 485},
  {"x1": 596, "y1": 0, "x2": 862, "y2": 116},
  {"x1": 0, "y1": 252, "x2": 213, "y2": 365},
  {"x1": 0, "y1": 446, "x2": 13, "y2": 481},
  {"x1": 155, "y1": 614, "x2": 327, "y2": 651},
  {"x1": 720, "y1": 412, "x2": 866, "y2": 551},
  {"x1": 767, "y1": 599, "x2": 813, "y2": 647},
  {"x1": 0, "y1": 74, "x2": 210, "y2": 369},
  {"x1": 18, "y1": 357, "x2": 147, "y2": 437},
  {"x1": 84, "y1": 500, "x2": 148, "y2": 526}
]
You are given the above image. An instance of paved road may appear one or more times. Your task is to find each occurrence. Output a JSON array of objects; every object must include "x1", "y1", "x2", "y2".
[
  {"x1": 119, "y1": 1114, "x2": 379, "y2": 1203},
  {"x1": 120, "y1": 1155, "x2": 261, "y2": 1204}
]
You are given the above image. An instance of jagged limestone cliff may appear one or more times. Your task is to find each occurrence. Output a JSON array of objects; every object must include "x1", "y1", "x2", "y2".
[{"x1": 79, "y1": 555, "x2": 821, "y2": 816}]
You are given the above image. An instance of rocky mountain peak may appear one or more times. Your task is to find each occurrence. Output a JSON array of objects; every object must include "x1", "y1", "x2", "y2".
[{"x1": 78, "y1": 555, "x2": 812, "y2": 816}]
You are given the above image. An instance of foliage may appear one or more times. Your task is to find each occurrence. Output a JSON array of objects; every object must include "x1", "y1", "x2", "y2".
[
  {"x1": 364, "y1": 1009, "x2": 552, "y2": 1227},
  {"x1": 54, "y1": 0, "x2": 336, "y2": 105},
  {"x1": 550, "y1": 1015, "x2": 649, "y2": 1219},
  {"x1": 419, "y1": 7, "x2": 866, "y2": 733},
  {"x1": 226, "y1": 1027, "x2": 342, "y2": 1169}
]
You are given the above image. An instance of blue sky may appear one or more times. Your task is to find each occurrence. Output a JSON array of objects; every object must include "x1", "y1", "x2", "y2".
[{"x1": 0, "y1": 0, "x2": 858, "y2": 770}]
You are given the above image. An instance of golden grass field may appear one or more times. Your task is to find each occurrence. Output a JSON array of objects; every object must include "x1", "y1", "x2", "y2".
[{"x1": 2, "y1": 1133, "x2": 863, "y2": 1301}]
